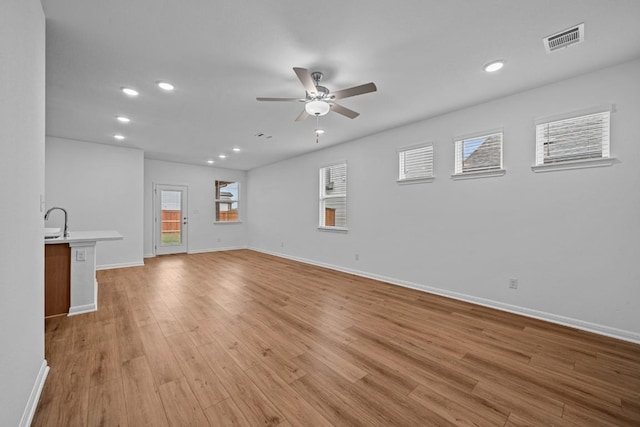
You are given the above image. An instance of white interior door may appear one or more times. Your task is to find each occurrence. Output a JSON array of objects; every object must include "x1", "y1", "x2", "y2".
[{"x1": 154, "y1": 184, "x2": 188, "y2": 255}]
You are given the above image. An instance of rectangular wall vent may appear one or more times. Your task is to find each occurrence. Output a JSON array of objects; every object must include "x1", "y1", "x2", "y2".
[{"x1": 544, "y1": 23, "x2": 584, "y2": 53}]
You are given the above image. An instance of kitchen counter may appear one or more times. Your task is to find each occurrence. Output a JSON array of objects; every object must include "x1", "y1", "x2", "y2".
[
  {"x1": 44, "y1": 230, "x2": 123, "y2": 316},
  {"x1": 45, "y1": 230, "x2": 123, "y2": 244}
]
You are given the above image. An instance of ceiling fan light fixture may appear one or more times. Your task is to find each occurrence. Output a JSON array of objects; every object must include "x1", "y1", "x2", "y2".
[
  {"x1": 257, "y1": 67, "x2": 375, "y2": 123},
  {"x1": 305, "y1": 100, "x2": 330, "y2": 116}
]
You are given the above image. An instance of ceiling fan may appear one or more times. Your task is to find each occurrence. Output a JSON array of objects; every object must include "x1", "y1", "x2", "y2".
[{"x1": 257, "y1": 67, "x2": 377, "y2": 121}]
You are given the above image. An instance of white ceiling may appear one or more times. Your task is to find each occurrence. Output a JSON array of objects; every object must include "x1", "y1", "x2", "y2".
[{"x1": 41, "y1": 0, "x2": 640, "y2": 171}]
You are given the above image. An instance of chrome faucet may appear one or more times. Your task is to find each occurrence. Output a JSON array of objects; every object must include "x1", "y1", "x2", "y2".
[{"x1": 44, "y1": 207, "x2": 69, "y2": 237}]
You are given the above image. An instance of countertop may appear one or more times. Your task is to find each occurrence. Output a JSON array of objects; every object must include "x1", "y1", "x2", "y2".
[{"x1": 44, "y1": 230, "x2": 123, "y2": 244}]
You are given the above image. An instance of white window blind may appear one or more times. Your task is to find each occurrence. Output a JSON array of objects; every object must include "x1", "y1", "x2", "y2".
[
  {"x1": 319, "y1": 163, "x2": 347, "y2": 229},
  {"x1": 535, "y1": 111, "x2": 610, "y2": 165},
  {"x1": 454, "y1": 132, "x2": 503, "y2": 174},
  {"x1": 399, "y1": 145, "x2": 434, "y2": 181}
]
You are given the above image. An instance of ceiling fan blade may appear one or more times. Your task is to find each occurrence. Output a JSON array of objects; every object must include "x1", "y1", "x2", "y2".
[
  {"x1": 256, "y1": 97, "x2": 303, "y2": 102},
  {"x1": 295, "y1": 109, "x2": 310, "y2": 122},
  {"x1": 293, "y1": 67, "x2": 318, "y2": 96},
  {"x1": 330, "y1": 82, "x2": 377, "y2": 100},
  {"x1": 330, "y1": 103, "x2": 360, "y2": 119}
]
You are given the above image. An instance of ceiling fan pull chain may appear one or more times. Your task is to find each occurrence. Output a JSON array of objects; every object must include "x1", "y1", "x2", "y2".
[{"x1": 316, "y1": 115, "x2": 321, "y2": 143}]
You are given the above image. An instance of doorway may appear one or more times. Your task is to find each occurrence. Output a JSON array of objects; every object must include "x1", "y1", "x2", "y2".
[{"x1": 154, "y1": 184, "x2": 188, "y2": 255}]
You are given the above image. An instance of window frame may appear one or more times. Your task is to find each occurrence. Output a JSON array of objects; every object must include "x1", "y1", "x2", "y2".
[
  {"x1": 531, "y1": 107, "x2": 616, "y2": 173},
  {"x1": 451, "y1": 129, "x2": 506, "y2": 180},
  {"x1": 318, "y1": 161, "x2": 348, "y2": 232},
  {"x1": 214, "y1": 180, "x2": 241, "y2": 223},
  {"x1": 397, "y1": 143, "x2": 435, "y2": 184}
]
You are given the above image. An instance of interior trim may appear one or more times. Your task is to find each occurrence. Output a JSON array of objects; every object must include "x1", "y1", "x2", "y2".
[
  {"x1": 531, "y1": 157, "x2": 617, "y2": 173},
  {"x1": 187, "y1": 246, "x2": 248, "y2": 255},
  {"x1": 68, "y1": 303, "x2": 96, "y2": 316},
  {"x1": 96, "y1": 261, "x2": 145, "y2": 270},
  {"x1": 19, "y1": 360, "x2": 49, "y2": 427}
]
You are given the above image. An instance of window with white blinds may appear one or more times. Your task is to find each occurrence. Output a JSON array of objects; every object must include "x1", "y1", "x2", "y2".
[
  {"x1": 454, "y1": 132, "x2": 503, "y2": 175},
  {"x1": 398, "y1": 144, "x2": 434, "y2": 182},
  {"x1": 535, "y1": 111, "x2": 610, "y2": 165},
  {"x1": 319, "y1": 163, "x2": 347, "y2": 229}
]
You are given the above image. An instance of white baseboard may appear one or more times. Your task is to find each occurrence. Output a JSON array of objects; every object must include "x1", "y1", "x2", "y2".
[
  {"x1": 19, "y1": 359, "x2": 49, "y2": 427},
  {"x1": 188, "y1": 246, "x2": 247, "y2": 255},
  {"x1": 250, "y1": 247, "x2": 640, "y2": 345},
  {"x1": 144, "y1": 247, "x2": 247, "y2": 258},
  {"x1": 68, "y1": 303, "x2": 96, "y2": 316},
  {"x1": 96, "y1": 261, "x2": 145, "y2": 270}
]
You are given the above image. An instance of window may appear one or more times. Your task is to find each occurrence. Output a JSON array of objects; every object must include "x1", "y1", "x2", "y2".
[
  {"x1": 453, "y1": 131, "x2": 505, "y2": 179},
  {"x1": 535, "y1": 111, "x2": 610, "y2": 166},
  {"x1": 319, "y1": 163, "x2": 347, "y2": 229},
  {"x1": 398, "y1": 144, "x2": 434, "y2": 183},
  {"x1": 215, "y1": 180, "x2": 239, "y2": 222}
]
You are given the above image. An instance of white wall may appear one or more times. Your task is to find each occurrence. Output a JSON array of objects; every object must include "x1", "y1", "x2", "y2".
[
  {"x1": 144, "y1": 159, "x2": 247, "y2": 256},
  {"x1": 247, "y1": 59, "x2": 640, "y2": 342},
  {"x1": 0, "y1": 0, "x2": 47, "y2": 425},
  {"x1": 45, "y1": 137, "x2": 144, "y2": 269}
]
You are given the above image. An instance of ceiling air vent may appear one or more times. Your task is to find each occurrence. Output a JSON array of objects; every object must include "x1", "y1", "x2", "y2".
[{"x1": 543, "y1": 23, "x2": 584, "y2": 53}]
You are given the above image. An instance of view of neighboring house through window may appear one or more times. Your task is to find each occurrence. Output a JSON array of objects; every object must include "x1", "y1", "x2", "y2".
[
  {"x1": 398, "y1": 144, "x2": 434, "y2": 182},
  {"x1": 319, "y1": 163, "x2": 347, "y2": 229},
  {"x1": 215, "y1": 180, "x2": 239, "y2": 222},
  {"x1": 454, "y1": 131, "x2": 503, "y2": 175},
  {"x1": 535, "y1": 111, "x2": 610, "y2": 165}
]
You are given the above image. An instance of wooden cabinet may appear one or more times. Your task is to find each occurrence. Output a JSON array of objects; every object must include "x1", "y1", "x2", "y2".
[{"x1": 45, "y1": 243, "x2": 70, "y2": 317}]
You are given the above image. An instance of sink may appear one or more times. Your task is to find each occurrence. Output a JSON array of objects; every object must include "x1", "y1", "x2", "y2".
[{"x1": 45, "y1": 227, "x2": 62, "y2": 239}]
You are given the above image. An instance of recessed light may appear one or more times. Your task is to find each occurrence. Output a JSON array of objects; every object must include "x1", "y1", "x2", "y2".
[
  {"x1": 219, "y1": 154, "x2": 227, "y2": 159},
  {"x1": 116, "y1": 115, "x2": 130, "y2": 123},
  {"x1": 484, "y1": 60, "x2": 505, "y2": 73},
  {"x1": 232, "y1": 147, "x2": 241, "y2": 152},
  {"x1": 113, "y1": 134, "x2": 125, "y2": 140},
  {"x1": 157, "y1": 81, "x2": 175, "y2": 91},
  {"x1": 207, "y1": 160, "x2": 214, "y2": 164},
  {"x1": 121, "y1": 87, "x2": 139, "y2": 96}
]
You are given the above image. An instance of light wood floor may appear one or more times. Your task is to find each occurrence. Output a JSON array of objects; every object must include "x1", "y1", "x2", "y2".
[{"x1": 33, "y1": 250, "x2": 640, "y2": 426}]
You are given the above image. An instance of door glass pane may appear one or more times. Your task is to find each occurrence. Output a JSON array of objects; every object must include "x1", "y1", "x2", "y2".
[{"x1": 161, "y1": 190, "x2": 181, "y2": 245}]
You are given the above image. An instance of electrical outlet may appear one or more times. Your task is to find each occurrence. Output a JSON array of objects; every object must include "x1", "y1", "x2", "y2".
[
  {"x1": 509, "y1": 278, "x2": 518, "y2": 289},
  {"x1": 281, "y1": 242, "x2": 284, "y2": 248},
  {"x1": 355, "y1": 253, "x2": 359, "y2": 261},
  {"x1": 217, "y1": 238, "x2": 221, "y2": 243},
  {"x1": 76, "y1": 249, "x2": 86, "y2": 261}
]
